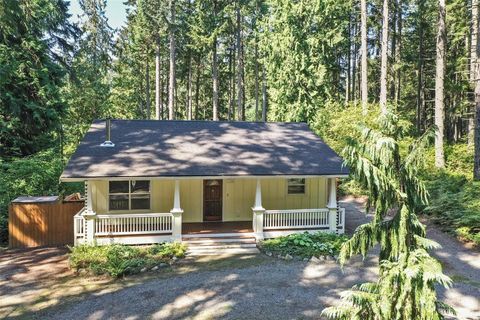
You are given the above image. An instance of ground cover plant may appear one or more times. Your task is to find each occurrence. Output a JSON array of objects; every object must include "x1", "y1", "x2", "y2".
[
  {"x1": 69, "y1": 242, "x2": 187, "y2": 278},
  {"x1": 259, "y1": 232, "x2": 348, "y2": 258}
]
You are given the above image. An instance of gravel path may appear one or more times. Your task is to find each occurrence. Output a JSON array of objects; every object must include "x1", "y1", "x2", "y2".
[{"x1": 2, "y1": 197, "x2": 479, "y2": 319}]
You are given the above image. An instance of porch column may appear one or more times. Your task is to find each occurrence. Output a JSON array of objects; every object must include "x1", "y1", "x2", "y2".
[
  {"x1": 252, "y1": 179, "x2": 265, "y2": 240},
  {"x1": 83, "y1": 180, "x2": 96, "y2": 243},
  {"x1": 327, "y1": 178, "x2": 338, "y2": 233},
  {"x1": 170, "y1": 179, "x2": 183, "y2": 241}
]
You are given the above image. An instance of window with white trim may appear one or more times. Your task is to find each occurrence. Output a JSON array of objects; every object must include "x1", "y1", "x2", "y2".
[
  {"x1": 109, "y1": 180, "x2": 151, "y2": 211},
  {"x1": 287, "y1": 178, "x2": 306, "y2": 194}
]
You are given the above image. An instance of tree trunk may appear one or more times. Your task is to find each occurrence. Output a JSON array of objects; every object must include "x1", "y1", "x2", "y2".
[
  {"x1": 416, "y1": 0, "x2": 425, "y2": 132},
  {"x1": 145, "y1": 58, "x2": 151, "y2": 119},
  {"x1": 474, "y1": 0, "x2": 480, "y2": 178},
  {"x1": 262, "y1": 65, "x2": 267, "y2": 122},
  {"x1": 212, "y1": 38, "x2": 219, "y2": 121},
  {"x1": 379, "y1": 0, "x2": 389, "y2": 115},
  {"x1": 352, "y1": 13, "x2": 358, "y2": 103},
  {"x1": 228, "y1": 46, "x2": 233, "y2": 121},
  {"x1": 475, "y1": 80, "x2": 480, "y2": 179},
  {"x1": 346, "y1": 15, "x2": 351, "y2": 103},
  {"x1": 231, "y1": 42, "x2": 236, "y2": 120},
  {"x1": 254, "y1": 38, "x2": 260, "y2": 121},
  {"x1": 472, "y1": 0, "x2": 479, "y2": 82},
  {"x1": 168, "y1": 0, "x2": 176, "y2": 120},
  {"x1": 155, "y1": 40, "x2": 161, "y2": 120},
  {"x1": 195, "y1": 57, "x2": 200, "y2": 120},
  {"x1": 236, "y1": 4, "x2": 245, "y2": 121},
  {"x1": 434, "y1": 0, "x2": 446, "y2": 168},
  {"x1": 187, "y1": 55, "x2": 193, "y2": 120},
  {"x1": 395, "y1": 0, "x2": 402, "y2": 104},
  {"x1": 360, "y1": 0, "x2": 368, "y2": 114}
]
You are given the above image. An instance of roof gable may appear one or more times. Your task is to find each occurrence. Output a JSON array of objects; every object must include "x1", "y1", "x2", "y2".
[{"x1": 61, "y1": 120, "x2": 348, "y2": 180}]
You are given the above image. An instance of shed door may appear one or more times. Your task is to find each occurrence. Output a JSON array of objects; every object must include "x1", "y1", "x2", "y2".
[{"x1": 203, "y1": 180, "x2": 223, "y2": 221}]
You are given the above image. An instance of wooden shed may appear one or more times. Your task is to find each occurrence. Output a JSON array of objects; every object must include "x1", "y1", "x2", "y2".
[{"x1": 8, "y1": 196, "x2": 84, "y2": 249}]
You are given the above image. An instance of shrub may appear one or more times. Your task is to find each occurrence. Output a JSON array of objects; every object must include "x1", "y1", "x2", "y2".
[
  {"x1": 421, "y1": 144, "x2": 480, "y2": 246},
  {"x1": 0, "y1": 149, "x2": 82, "y2": 244},
  {"x1": 259, "y1": 232, "x2": 348, "y2": 258},
  {"x1": 69, "y1": 242, "x2": 187, "y2": 278}
]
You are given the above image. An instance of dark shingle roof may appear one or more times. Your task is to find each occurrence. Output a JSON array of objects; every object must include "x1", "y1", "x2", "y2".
[{"x1": 60, "y1": 120, "x2": 349, "y2": 180}]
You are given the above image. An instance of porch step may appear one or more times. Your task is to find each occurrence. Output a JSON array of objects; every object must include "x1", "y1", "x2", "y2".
[
  {"x1": 183, "y1": 237, "x2": 256, "y2": 245},
  {"x1": 183, "y1": 233, "x2": 259, "y2": 255},
  {"x1": 186, "y1": 247, "x2": 260, "y2": 256},
  {"x1": 182, "y1": 232, "x2": 256, "y2": 239}
]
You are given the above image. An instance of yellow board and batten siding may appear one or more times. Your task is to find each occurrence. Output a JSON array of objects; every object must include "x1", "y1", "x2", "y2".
[{"x1": 90, "y1": 177, "x2": 328, "y2": 223}]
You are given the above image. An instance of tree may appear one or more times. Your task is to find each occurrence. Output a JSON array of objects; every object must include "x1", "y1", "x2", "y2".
[
  {"x1": 236, "y1": 1, "x2": 245, "y2": 121},
  {"x1": 360, "y1": 0, "x2": 368, "y2": 114},
  {"x1": 168, "y1": 0, "x2": 176, "y2": 120},
  {"x1": 260, "y1": 0, "x2": 350, "y2": 122},
  {"x1": 323, "y1": 114, "x2": 454, "y2": 319},
  {"x1": 434, "y1": 0, "x2": 446, "y2": 168},
  {"x1": 379, "y1": 0, "x2": 389, "y2": 114},
  {"x1": 474, "y1": 0, "x2": 480, "y2": 179},
  {"x1": 0, "y1": 0, "x2": 76, "y2": 157}
]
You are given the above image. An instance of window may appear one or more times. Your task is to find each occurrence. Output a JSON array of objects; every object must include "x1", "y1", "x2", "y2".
[
  {"x1": 109, "y1": 180, "x2": 150, "y2": 211},
  {"x1": 287, "y1": 178, "x2": 306, "y2": 194}
]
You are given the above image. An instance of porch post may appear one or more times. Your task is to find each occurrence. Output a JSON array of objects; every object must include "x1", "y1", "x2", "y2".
[
  {"x1": 327, "y1": 178, "x2": 338, "y2": 233},
  {"x1": 170, "y1": 179, "x2": 183, "y2": 241},
  {"x1": 252, "y1": 179, "x2": 265, "y2": 240},
  {"x1": 83, "y1": 180, "x2": 96, "y2": 243}
]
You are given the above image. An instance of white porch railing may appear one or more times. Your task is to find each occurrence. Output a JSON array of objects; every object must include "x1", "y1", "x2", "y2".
[
  {"x1": 337, "y1": 207, "x2": 345, "y2": 233},
  {"x1": 263, "y1": 208, "x2": 330, "y2": 230},
  {"x1": 74, "y1": 208, "x2": 86, "y2": 245},
  {"x1": 94, "y1": 213, "x2": 173, "y2": 236}
]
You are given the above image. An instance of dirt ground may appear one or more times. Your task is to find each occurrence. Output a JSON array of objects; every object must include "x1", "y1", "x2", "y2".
[{"x1": 0, "y1": 197, "x2": 478, "y2": 319}]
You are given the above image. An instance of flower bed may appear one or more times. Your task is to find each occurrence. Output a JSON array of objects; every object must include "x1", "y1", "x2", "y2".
[
  {"x1": 258, "y1": 232, "x2": 348, "y2": 260},
  {"x1": 69, "y1": 242, "x2": 187, "y2": 278}
]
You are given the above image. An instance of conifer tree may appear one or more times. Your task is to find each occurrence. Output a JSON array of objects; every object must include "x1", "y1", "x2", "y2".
[{"x1": 323, "y1": 114, "x2": 454, "y2": 319}]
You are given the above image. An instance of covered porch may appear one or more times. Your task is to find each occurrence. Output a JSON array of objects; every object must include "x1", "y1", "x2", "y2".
[{"x1": 73, "y1": 177, "x2": 345, "y2": 246}]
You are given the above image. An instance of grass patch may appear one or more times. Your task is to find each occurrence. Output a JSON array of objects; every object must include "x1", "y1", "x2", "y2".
[
  {"x1": 69, "y1": 242, "x2": 187, "y2": 278},
  {"x1": 258, "y1": 232, "x2": 348, "y2": 258}
]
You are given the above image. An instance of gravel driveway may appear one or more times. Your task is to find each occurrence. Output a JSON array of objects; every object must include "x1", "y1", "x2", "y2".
[{"x1": 1, "y1": 197, "x2": 479, "y2": 320}]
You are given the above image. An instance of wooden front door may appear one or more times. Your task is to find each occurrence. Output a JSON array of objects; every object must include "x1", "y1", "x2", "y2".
[{"x1": 203, "y1": 179, "x2": 223, "y2": 221}]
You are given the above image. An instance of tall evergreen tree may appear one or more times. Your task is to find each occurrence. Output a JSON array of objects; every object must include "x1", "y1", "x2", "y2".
[
  {"x1": 0, "y1": 0, "x2": 76, "y2": 157},
  {"x1": 64, "y1": 0, "x2": 113, "y2": 143}
]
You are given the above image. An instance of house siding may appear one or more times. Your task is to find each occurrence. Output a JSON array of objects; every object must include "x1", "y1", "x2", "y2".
[{"x1": 90, "y1": 177, "x2": 328, "y2": 223}]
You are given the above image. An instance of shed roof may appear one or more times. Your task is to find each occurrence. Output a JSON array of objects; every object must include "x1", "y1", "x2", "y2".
[
  {"x1": 60, "y1": 120, "x2": 348, "y2": 180},
  {"x1": 12, "y1": 196, "x2": 59, "y2": 204}
]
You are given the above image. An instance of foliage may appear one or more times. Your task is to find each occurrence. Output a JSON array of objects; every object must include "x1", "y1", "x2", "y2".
[
  {"x1": 421, "y1": 145, "x2": 480, "y2": 245},
  {"x1": 260, "y1": 0, "x2": 351, "y2": 123},
  {"x1": 323, "y1": 113, "x2": 454, "y2": 319},
  {"x1": 62, "y1": 0, "x2": 114, "y2": 148},
  {"x1": 0, "y1": 149, "x2": 81, "y2": 244},
  {"x1": 260, "y1": 232, "x2": 348, "y2": 258},
  {"x1": 69, "y1": 242, "x2": 187, "y2": 278},
  {"x1": 0, "y1": 0, "x2": 77, "y2": 157}
]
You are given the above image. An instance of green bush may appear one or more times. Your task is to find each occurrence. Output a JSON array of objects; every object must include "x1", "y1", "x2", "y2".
[
  {"x1": 0, "y1": 149, "x2": 83, "y2": 244},
  {"x1": 69, "y1": 242, "x2": 187, "y2": 278},
  {"x1": 421, "y1": 144, "x2": 480, "y2": 245},
  {"x1": 259, "y1": 232, "x2": 348, "y2": 258}
]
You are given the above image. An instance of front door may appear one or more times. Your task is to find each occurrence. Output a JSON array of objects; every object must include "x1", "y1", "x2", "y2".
[{"x1": 203, "y1": 179, "x2": 223, "y2": 221}]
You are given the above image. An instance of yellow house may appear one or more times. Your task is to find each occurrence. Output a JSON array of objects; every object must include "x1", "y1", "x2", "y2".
[{"x1": 61, "y1": 119, "x2": 349, "y2": 246}]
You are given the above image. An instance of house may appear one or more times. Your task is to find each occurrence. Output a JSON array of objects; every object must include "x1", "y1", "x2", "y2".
[{"x1": 61, "y1": 119, "x2": 349, "y2": 245}]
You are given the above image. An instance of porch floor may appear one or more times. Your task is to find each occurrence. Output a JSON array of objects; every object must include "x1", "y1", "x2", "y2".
[{"x1": 182, "y1": 221, "x2": 253, "y2": 235}]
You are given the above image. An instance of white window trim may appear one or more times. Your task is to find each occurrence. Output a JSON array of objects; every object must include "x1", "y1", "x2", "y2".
[
  {"x1": 108, "y1": 180, "x2": 152, "y2": 213},
  {"x1": 286, "y1": 178, "x2": 306, "y2": 195}
]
